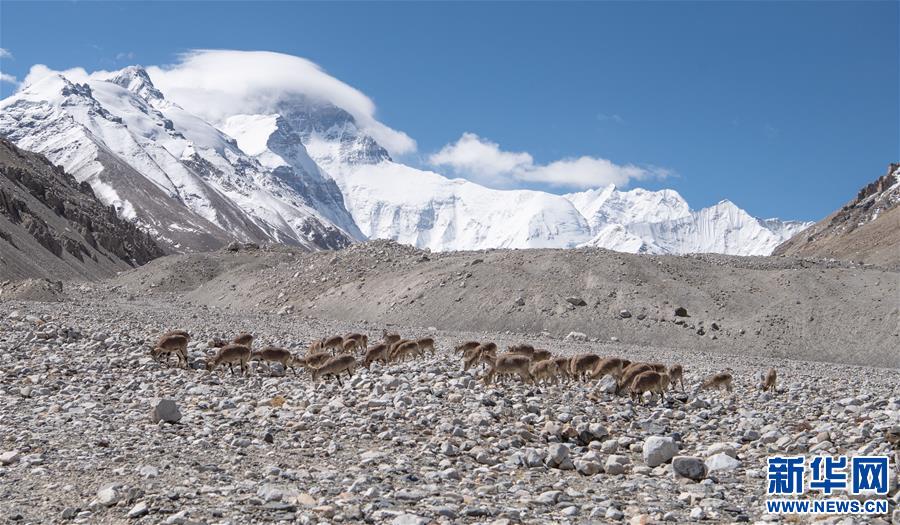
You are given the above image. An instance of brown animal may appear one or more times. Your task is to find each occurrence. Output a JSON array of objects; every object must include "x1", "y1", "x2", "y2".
[
  {"x1": 207, "y1": 344, "x2": 251, "y2": 375},
  {"x1": 208, "y1": 337, "x2": 227, "y2": 349},
  {"x1": 342, "y1": 338, "x2": 359, "y2": 355},
  {"x1": 363, "y1": 343, "x2": 390, "y2": 368},
  {"x1": 388, "y1": 339, "x2": 411, "y2": 361},
  {"x1": 569, "y1": 354, "x2": 602, "y2": 381},
  {"x1": 668, "y1": 364, "x2": 685, "y2": 392},
  {"x1": 454, "y1": 341, "x2": 481, "y2": 354},
  {"x1": 322, "y1": 335, "x2": 344, "y2": 355},
  {"x1": 531, "y1": 349, "x2": 552, "y2": 362},
  {"x1": 699, "y1": 371, "x2": 733, "y2": 392},
  {"x1": 618, "y1": 363, "x2": 655, "y2": 394},
  {"x1": 552, "y1": 356, "x2": 572, "y2": 382},
  {"x1": 150, "y1": 334, "x2": 190, "y2": 368},
  {"x1": 464, "y1": 342, "x2": 497, "y2": 371},
  {"x1": 311, "y1": 355, "x2": 357, "y2": 386},
  {"x1": 484, "y1": 354, "x2": 534, "y2": 385},
  {"x1": 530, "y1": 359, "x2": 561, "y2": 385},
  {"x1": 306, "y1": 339, "x2": 324, "y2": 355},
  {"x1": 629, "y1": 371, "x2": 669, "y2": 404},
  {"x1": 761, "y1": 368, "x2": 777, "y2": 392},
  {"x1": 233, "y1": 332, "x2": 254, "y2": 348},
  {"x1": 415, "y1": 337, "x2": 436, "y2": 355},
  {"x1": 298, "y1": 351, "x2": 332, "y2": 370},
  {"x1": 158, "y1": 330, "x2": 190, "y2": 343},
  {"x1": 250, "y1": 347, "x2": 296, "y2": 374},
  {"x1": 382, "y1": 329, "x2": 401, "y2": 347},
  {"x1": 392, "y1": 340, "x2": 421, "y2": 362},
  {"x1": 507, "y1": 344, "x2": 535, "y2": 357},
  {"x1": 344, "y1": 333, "x2": 368, "y2": 353},
  {"x1": 590, "y1": 357, "x2": 628, "y2": 381}
]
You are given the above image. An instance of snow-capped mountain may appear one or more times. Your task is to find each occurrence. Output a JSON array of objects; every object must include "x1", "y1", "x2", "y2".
[
  {"x1": 0, "y1": 67, "x2": 357, "y2": 251},
  {"x1": 565, "y1": 186, "x2": 810, "y2": 255},
  {"x1": 0, "y1": 60, "x2": 810, "y2": 256}
]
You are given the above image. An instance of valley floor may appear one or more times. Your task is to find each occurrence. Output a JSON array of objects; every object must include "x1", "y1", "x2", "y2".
[{"x1": 0, "y1": 291, "x2": 898, "y2": 524}]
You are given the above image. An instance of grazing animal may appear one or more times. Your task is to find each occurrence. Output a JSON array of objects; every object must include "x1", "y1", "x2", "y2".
[
  {"x1": 159, "y1": 330, "x2": 190, "y2": 343},
  {"x1": 484, "y1": 354, "x2": 534, "y2": 385},
  {"x1": 590, "y1": 357, "x2": 628, "y2": 381},
  {"x1": 231, "y1": 333, "x2": 254, "y2": 350},
  {"x1": 151, "y1": 334, "x2": 190, "y2": 368},
  {"x1": 507, "y1": 344, "x2": 535, "y2": 357},
  {"x1": 306, "y1": 339, "x2": 324, "y2": 355},
  {"x1": 618, "y1": 362, "x2": 655, "y2": 393},
  {"x1": 250, "y1": 347, "x2": 296, "y2": 375},
  {"x1": 207, "y1": 344, "x2": 251, "y2": 375},
  {"x1": 464, "y1": 342, "x2": 497, "y2": 371},
  {"x1": 668, "y1": 364, "x2": 685, "y2": 392},
  {"x1": 700, "y1": 371, "x2": 734, "y2": 392},
  {"x1": 629, "y1": 371, "x2": 669, "y2": 404},
  {"x1": 322, "y1": 335, "x2": 344, "y2": 355},
  {"x1": 392, "y1": 340, "x2": 422, "y2": 362},
  {"x1": 647, "y1": 362, "x2": 667, "y2": 374},
  {"x1": 454, "y1": 341, "x2": 481, "y2": 354},
  {"x1": 363, "y1": 343, "x2": 390, "y2": 368},
  {"x1": 552, "y1": 356, "x2": 572, "y2": 382},
  {"x1": 569, "y1": 354, "x2": 602, "y2": 381},
  {"x1": 382, "y1": 329, "x2": 401, "y2": 347},
  {"x1": 530, "y1": 359, "x2": 560, "y2": 385},
  {"x1": 388, "y1": 339, "x2": 412, "y2": 361},
  {"x1": 344, "y1": 333, "x2": 368, "y2": 353},
  {"x1": 761, "y1": 368, "x2": 777, "y2": 392},
  {"x1": 415, "y1": 337, "x2": 436, "y2": 355},
  {"x1": 531, "y1": 349, "x2": 552, "y2": 362},
  {"x1": 342, "y1": 338, "x2": 359, "y2": 355},
  {"x1": 311, "y1": 355, "x2": 357, "y2": 386},
  {"x1": 208, "y1": 337, "x2": 227, "y2": 349},
  {"x1": 298, "y1": 351, "x2": 332, "y2": 370}
]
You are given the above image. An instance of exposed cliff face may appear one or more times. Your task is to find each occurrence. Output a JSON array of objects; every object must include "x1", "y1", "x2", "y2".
[
  {"x1": 0, "y1": 138, "x2": 164, "y2": 281},
  {"x1": 774, "y1": 163, "x2": 900, "y2": 267}
]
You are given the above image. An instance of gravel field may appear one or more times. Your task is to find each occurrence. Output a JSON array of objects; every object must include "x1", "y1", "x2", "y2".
[{"x1": 1, "y1": 286, "x2": 898, "y2": 524}]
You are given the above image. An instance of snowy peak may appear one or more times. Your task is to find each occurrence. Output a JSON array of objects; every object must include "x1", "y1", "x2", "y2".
[
  {"x1": 0, "y1": 67, "x2": 360, "y2": 251},
  {"x1": 276, "y1": 97, "x2": 391, "y2": 166},
  {"x1": 109, "y1": 66, "x2": 164, "y2": 102}
]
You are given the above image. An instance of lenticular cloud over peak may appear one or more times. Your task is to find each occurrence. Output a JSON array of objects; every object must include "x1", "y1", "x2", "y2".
[{"x1": 145, "y1": 49, "x2": 416, "y2": 156}]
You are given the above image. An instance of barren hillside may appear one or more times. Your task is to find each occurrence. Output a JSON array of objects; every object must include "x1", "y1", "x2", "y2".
[{"x1": 108, "y1": 241, "x2": 899, "y2": 368}]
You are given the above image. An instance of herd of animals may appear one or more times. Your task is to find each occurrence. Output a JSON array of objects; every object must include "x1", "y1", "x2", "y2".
[{"x1": 149, "y1": 329, "x2": 780, "y2": 403}]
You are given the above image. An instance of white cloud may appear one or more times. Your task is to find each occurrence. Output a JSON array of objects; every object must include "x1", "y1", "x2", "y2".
[
  {"x1": 430, "y1": 132, "x2": 667, "y2": 190},
  {"x1": 428, "y1": 132, "x2": 533, "y2": 186},
  {"x1": 145, "y1": 50, "x2": 416, "y2": 156},
  {"x1": 1, "y1": 72, "x2": 18, "y2": 85},
  {"x1": 0, "y1": 48, "x2": 12, "y2": 59},
  {"x1": 115, "y1": 51, "x2": 136, "y2": 61}
]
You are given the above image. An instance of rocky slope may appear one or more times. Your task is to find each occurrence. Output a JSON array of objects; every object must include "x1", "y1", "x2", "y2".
[
  {"x1": 0, "y1": 68, "x2": 357, "y2": 251},
  {"x1": 108, "y1": 241, "x2": 899, "y2": 368},
  {"x1": 0, "y1": 138, "x2": 163, "y2": 282},
  {"x1": 774, "y1": 164, "x2": 900, "y2": 267},
  {"x1": 0, "y1": 294, "x2": 897, "y2": 524}
]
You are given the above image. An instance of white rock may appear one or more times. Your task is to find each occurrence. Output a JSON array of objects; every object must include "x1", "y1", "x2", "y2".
[
  {"x1": 643, "y1": 436, "x2": 678, "y2": 467},
  {"x1": 705, "y1": 452, "x2": 741, "y2": 473},
  {"x1": 0, "y1": 451, "x2": 20, "y2": 465}
]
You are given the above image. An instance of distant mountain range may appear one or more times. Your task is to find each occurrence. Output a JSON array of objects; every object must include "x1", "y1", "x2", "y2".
[{"x1": 0, "y1": 62, "x2": 810, "y2": 256}]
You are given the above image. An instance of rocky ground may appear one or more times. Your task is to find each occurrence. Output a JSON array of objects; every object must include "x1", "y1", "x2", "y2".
[
  {"x1": 1, "y1": 288, "x2": 898, "y2": 525},
  {"x1": 104, "y1": 241, "x2": 900, "y2": 368}
]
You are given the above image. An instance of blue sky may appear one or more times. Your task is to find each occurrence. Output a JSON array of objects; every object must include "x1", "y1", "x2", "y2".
[{"x1": 1, "y1": 1, "x2": 897, "y2": 221}]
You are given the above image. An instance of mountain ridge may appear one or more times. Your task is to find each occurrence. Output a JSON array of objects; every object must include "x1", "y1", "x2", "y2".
[{"x1": 0, "y1": 63, "x2": 809, "y2": 257}]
